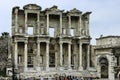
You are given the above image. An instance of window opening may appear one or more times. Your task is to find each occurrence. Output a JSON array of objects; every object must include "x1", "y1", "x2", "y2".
[
  {"x1": 70, "y1": 29, "x2": 74, "y2": 36},
  {"x1": 28, "y1": 27, "x2": 33, "y2": 35},
  {"x1": 49, "y1": 28, "x2": 54, "y2": 37}
]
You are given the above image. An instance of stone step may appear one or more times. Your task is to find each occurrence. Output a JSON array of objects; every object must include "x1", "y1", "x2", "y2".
[{"x1": 94, "y1": 79, "x2": 119, "y2": 80}]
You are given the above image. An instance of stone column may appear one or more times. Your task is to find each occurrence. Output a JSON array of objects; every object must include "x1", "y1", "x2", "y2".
[
  {"x1": 15, "y1": 8, "x2": 18, "y2": 33},
  {"x1": 60, "y1": 14, "x2": 62, "y2": 36},
  {"x1": 79, "y1": 15, "x2": 82, "y2": 36},
  {"x1": 24, "y1": 41, "x2": 28, "y2": 71},
  {"x1": 87, "y1": 45, "x2": 90, "y2": 69},
  {"x1": 46, "y1": 42, "x2": 49, "y2": 71},
  {"x1": 60, "y1": 42, "x2": 63, "y2": 69},
  {"x1": 46, "y1": 14, "x2": 49, "y2": 35},
  {"x1": 85, "y1": 20, "x2": 89, "y2": 36},
  {"x1": 36, "y1": 41, "x2": 41, "y2": 71},
  {"x1": 78, "y1": 43, "x2": 83, "y2": 71},
  {"x1": 14, "y1": 41, "x2": 18, "y2": 68},
  {"x1": 25, "y1": 11, "x2": 28, "y2": 34},
  {"x1": 68, "y1": 43, "x2": 71, "y2": 70},
  {"x1": 55, "y1": 44, "x2": 58, "y2": 68},
  {"x1": 87, "y1": 20, "x2": 89, "y2": 36},
  {"x1": 68, "y1": 16, "x2": 71, "y2": 36},
  {"x1": 37, "y1": 13, "x2": 40, "y2": 35}
]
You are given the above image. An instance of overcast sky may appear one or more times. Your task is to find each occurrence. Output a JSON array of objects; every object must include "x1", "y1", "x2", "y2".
[{"x1": 0, "y1": 0, "x2": 120, "y2": 44}]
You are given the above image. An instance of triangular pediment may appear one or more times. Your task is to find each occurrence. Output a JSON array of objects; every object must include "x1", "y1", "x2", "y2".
[
  {"x1": 23, "y1": 4, "x2": 41, "y2": 10},
  {"x1": 45, "y1": 5, "x2": 64, "y2": 12},
  {"x1": 69, "y1": 8, "x2": 82, "y2": 14}
]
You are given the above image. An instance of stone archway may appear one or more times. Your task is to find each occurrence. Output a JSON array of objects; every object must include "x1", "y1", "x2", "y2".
[{"x1": 99, "y1": 57, "x2": 108, "y2": 78}]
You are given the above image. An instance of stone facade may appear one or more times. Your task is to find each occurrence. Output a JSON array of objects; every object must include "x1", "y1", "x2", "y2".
[{"x1": 12, "y1": 4, "x2": 96, "y2": 79}]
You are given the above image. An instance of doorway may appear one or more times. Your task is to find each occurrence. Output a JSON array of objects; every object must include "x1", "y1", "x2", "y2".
[
  {"x1": 99, "y1": 57, "x2": 108, "y2": 78},
  {"x1": 49, "y1": 53, "x2": 55, "y2": 67}
]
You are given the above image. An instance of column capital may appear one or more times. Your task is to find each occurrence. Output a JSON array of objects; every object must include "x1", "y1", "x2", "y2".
[
  {"x1": 37, "y1": 41, "x2": 40, "y2": 44},
  {"x1": 14, "y1": 41, "x2": 17, "y2": 43},
  {"x1": 68, "y1": 42, "x2": 72, "y2": 45},
  {"x1": 24, "y1": 41, "x2": 28, "y2": 44},
  {"x1": 46, "y1": 41, "x2": 49, "y2": 44},
  {"x1": 79, "y1": 42, "x2": 82, "y2": 45},
  {"x1": 59, "y1": 42, "x2": 63, "y2": 44}
]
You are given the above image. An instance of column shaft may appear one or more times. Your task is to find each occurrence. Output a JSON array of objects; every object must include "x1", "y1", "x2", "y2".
[
  {"x1": 79, "y1": 15, "x2": 82, "y2": 36},
  {"x1": 79, "y1": 43, "x2": 83, "y2": 70},
  {"x1": 25, "y1": 12, "x2": 28, "y2": 34},
  {"x1": 46, "y1": 14, "x2": 49, "y2": 35},
  {"x1": 60, "y1": 14, "x2": 62, "y2": 36},
  {"x1": 68, "y1": 43, "x2": 71, "y2": 70},
  {"x1": 37, "y1": 13, "x2": 40, "y2": 34},
  {"x1": 15, "y1": 9, "x2": 18, "y2": 33},
  {"x1": 14, "y1": 42, "x2": 18, "y2": 68},
  {"x1": 60, "y1": 43, "x2": 63, "y2": 67},
  {"x1": 87, "y1": 45, "x2": 90, "y2": 68},
  {"x1": 46, "y1": 42, "x2": 49, "y2": 70},
  {"x1": 37, "y1": 42, "x2": 41, "y2": 71},
  {"x1": 24, "y1": 42, "x2": 28, "y2": 71},
  {"x1": 68, "y1": 16, "x2": 71, "y2": 36}
]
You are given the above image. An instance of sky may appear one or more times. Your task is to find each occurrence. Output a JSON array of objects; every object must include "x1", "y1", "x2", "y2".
[{"x1": 0, "y1": 0, "x2": 120, "y2": 44}]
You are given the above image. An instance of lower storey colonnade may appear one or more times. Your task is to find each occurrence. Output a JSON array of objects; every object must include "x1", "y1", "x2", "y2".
[{"x1": 14, "y1": 41, "x2": 90, "y2": 72}]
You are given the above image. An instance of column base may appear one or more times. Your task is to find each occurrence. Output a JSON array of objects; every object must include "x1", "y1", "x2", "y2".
[
  {"x1": 68, "y1": 67, "x2": 72, "y2": 70},
  {"x1": 59, "y1": 67, "x2": 64, "y2": 70},
  {"x1": 78, "y1": 66, "x2": 83, "y2": 71},
  {"x1": 87, "y1": 67, "x2": 96, "y2": 71},
  {"x1": 36, "y1": 67, "x2": 41, "y2": 71},
  {"x1": 46, "y1": 67, "x2": 49, "y2": 71},
  {"x1": 24, "y1": 67, "x2": 28, "y2": 72}
]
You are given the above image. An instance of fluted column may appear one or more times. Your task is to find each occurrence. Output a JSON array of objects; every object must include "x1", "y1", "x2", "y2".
[
  {"x1": 24, "y1": 41, "x2": 28, "y2": 71},
  {"x1": 14, "y1": 41, "x2": 18, "y2": 68},
  {"x1": 60, "y1": 42, "x2": 63, "y2": 68},
  {"x1": 46, "y1": 42, "x2": 49, "y2": 71},
  {"x1": 25, "y1": 11, "x2": 28, "y2": 34},
  {"x1": 46, "y1": 14, "x2": 49, "y2": 35},
  {"x1": 37, "y1": 13, "x2": 40, "y2": 35},
  {"x1": 36, "y1": 41, "x2": 41, "y2": 71},
  {"x1": 68, "y1": 16, "x2": 71, "y2": 36},
  {"x1": 68, "y1": 43, "x2": 71, "y2": 70},
  {"x1": 60, "y1": 14, "x2": 62, "y2": 36},
  {"x1": 78, "y1": 43, "x2": 83, "y2": 71}
]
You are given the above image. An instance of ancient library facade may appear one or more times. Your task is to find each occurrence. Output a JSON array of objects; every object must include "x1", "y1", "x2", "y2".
[{"x1": 12, "y1": 4, "x2": 96, "y2": 79}]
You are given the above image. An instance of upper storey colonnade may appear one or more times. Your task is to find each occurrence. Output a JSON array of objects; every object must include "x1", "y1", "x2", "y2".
[{"x1": 12, "y1": 4, "x2": 91, "y2": 38}]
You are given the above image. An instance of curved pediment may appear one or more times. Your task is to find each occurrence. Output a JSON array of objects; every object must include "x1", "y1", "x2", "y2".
[{"x1": 23, "y1": 4, "x2": 41, "y2": 10}]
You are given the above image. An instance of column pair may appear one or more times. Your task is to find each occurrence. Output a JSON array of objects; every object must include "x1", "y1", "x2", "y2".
[{"x1": 59, "y1": 42, "x2": 72, "y2": 70}]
